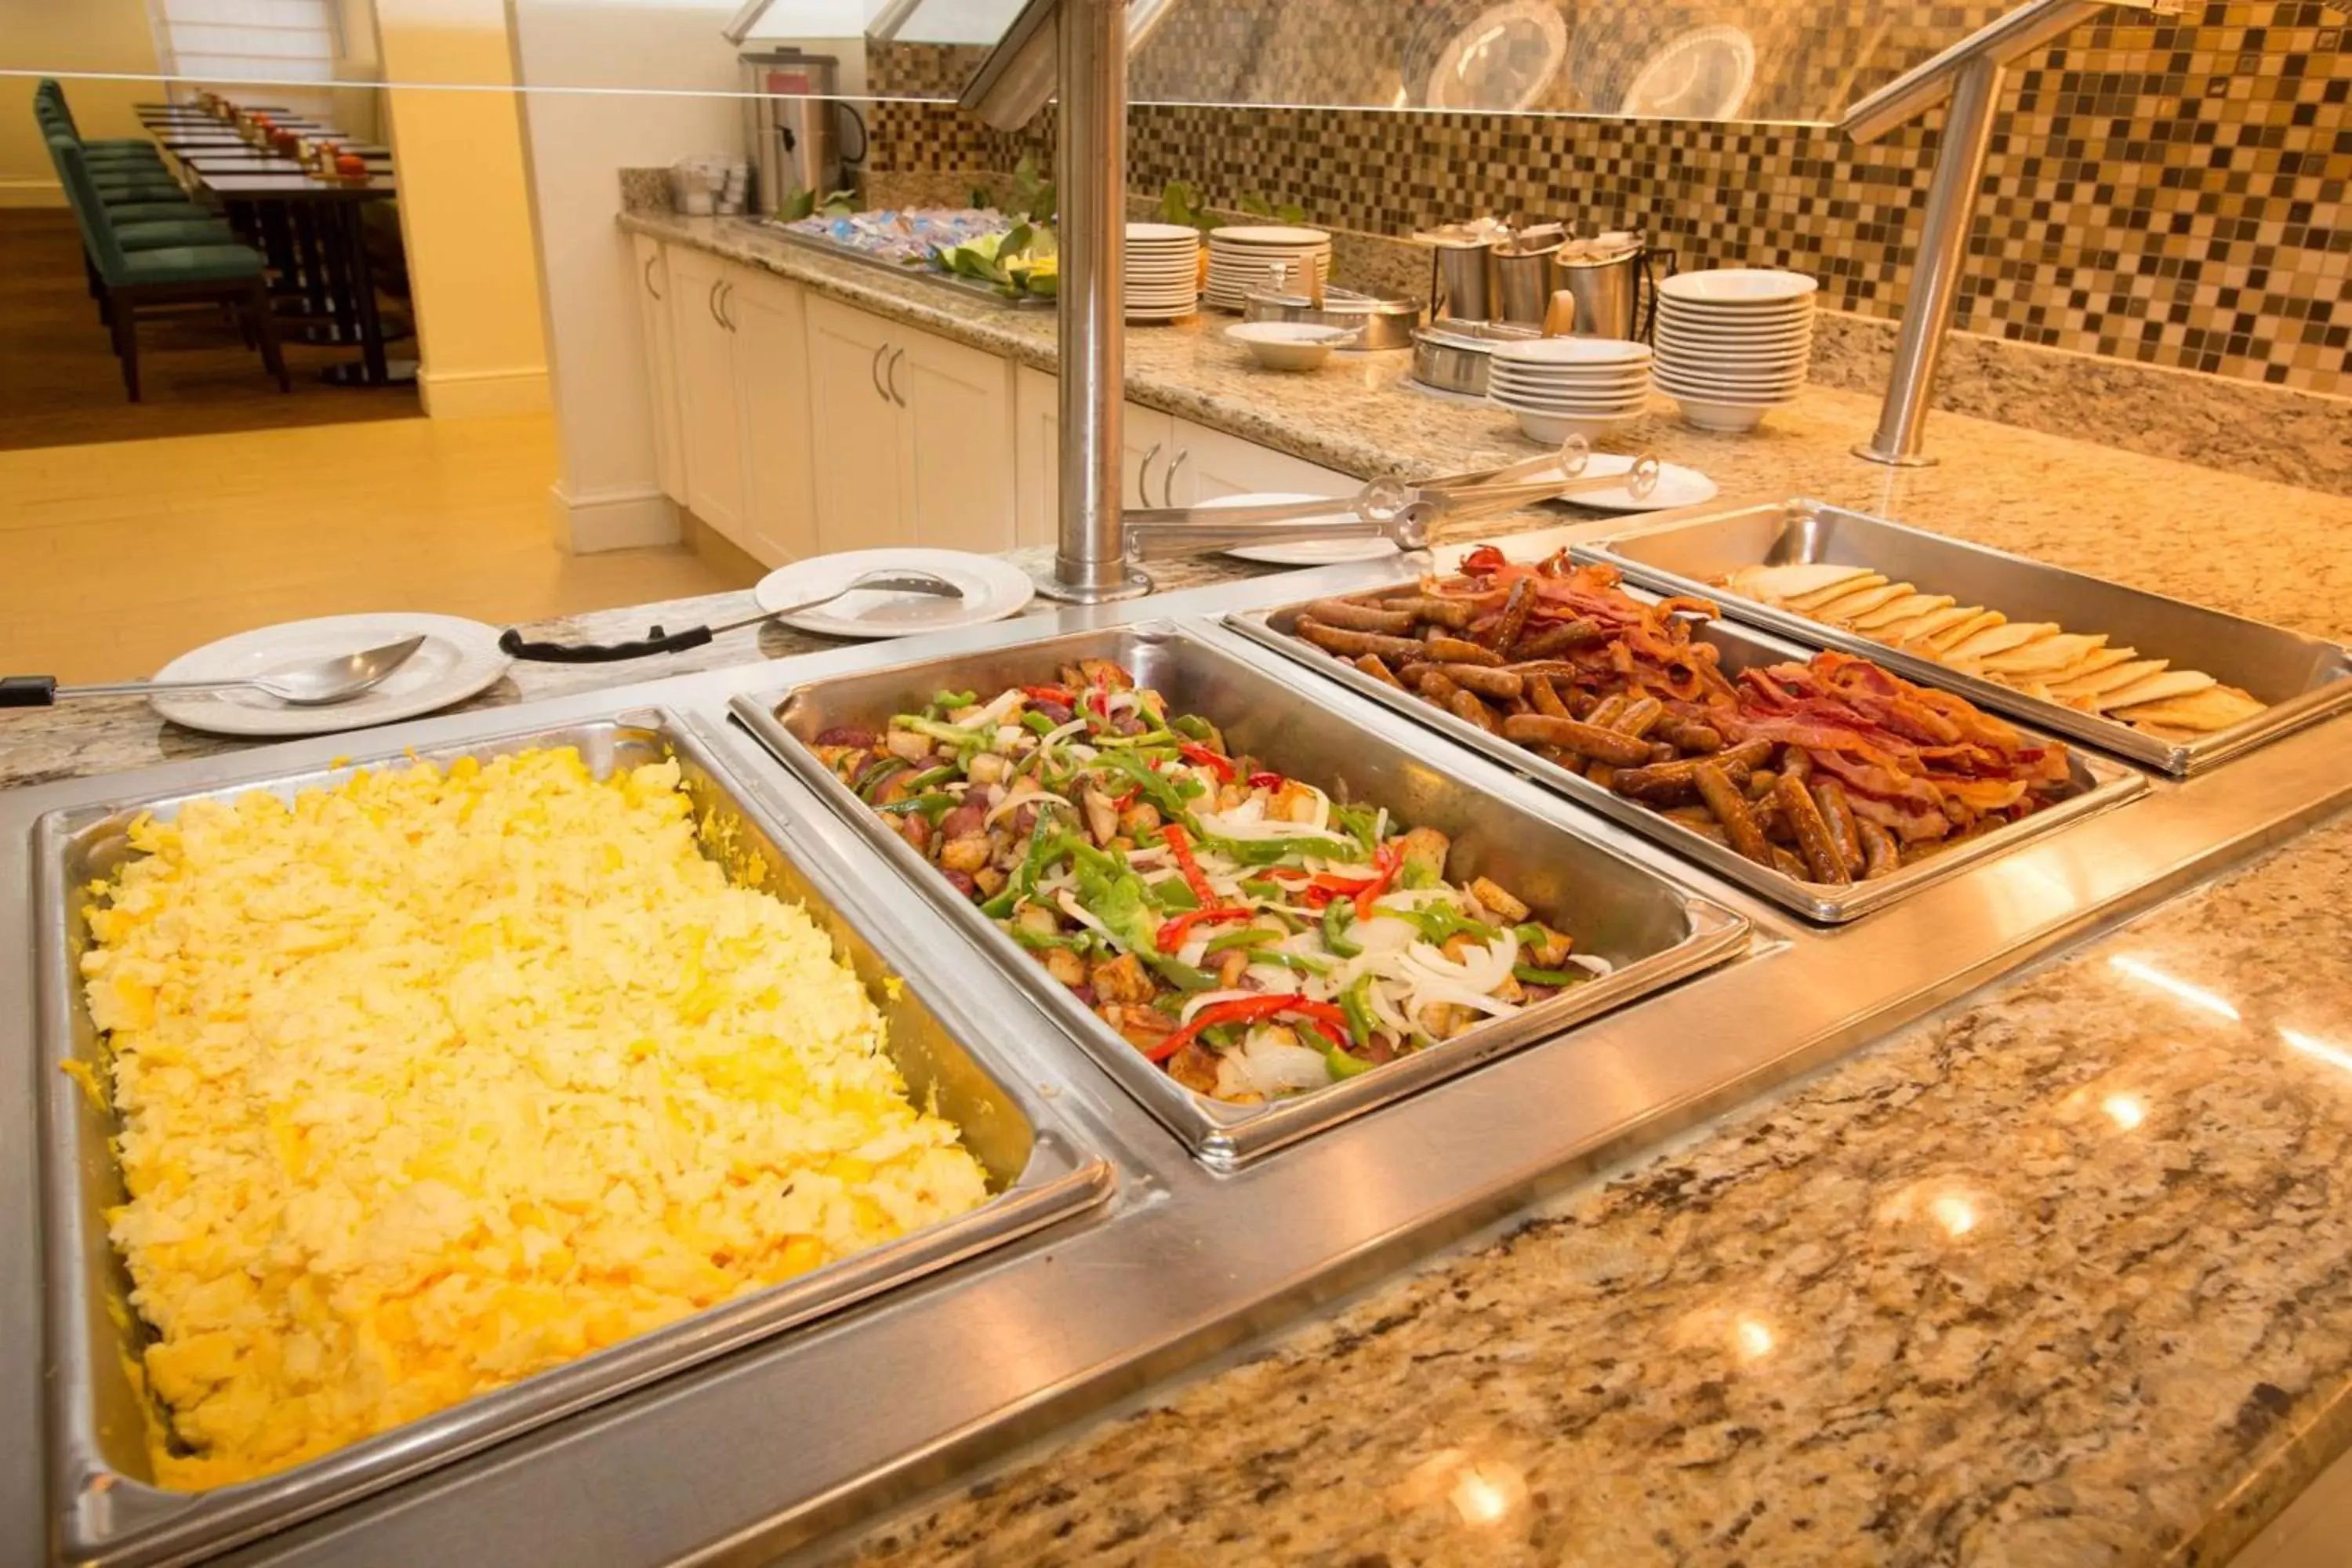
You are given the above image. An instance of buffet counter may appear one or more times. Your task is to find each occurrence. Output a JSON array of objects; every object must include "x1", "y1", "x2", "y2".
[{"x1": 7, "y1": 266, "x2": 2352, "y2": 1565}]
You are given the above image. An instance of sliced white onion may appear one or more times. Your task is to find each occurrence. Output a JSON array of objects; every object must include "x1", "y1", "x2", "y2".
[
  {"x1": 975, "y1": 688, "x2": 1028, "y2": 728},
  {"x1": 1566, "y1": 952, "x2": 1614, "y2": 976},
  {"x1": 1178, "y1": 988, "x2": 1262, "y2": 1024},
  {"x1": 1217, "y1": 1033, "x2": 1334, "y2": 1098},
  {"x1": 1406, "y1": 980, "x2": 1522, "y2": 1020}
]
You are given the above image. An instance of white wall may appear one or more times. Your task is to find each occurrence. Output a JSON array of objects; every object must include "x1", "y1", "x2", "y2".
[{"x1": 509, "y1": 0, "x2": 745, "y2": 550}]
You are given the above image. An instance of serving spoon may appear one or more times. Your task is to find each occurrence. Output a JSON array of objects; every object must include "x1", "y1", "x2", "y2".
[
  {"x1": 498, "y1": 569, "x2": 965, "y2": 662},
  {"x1": 0, "y1": 637, "x2": 426, "y2": 708}
]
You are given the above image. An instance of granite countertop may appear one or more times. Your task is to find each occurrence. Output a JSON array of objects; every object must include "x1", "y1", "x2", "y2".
[{"x1": 9, "y1": 214, "x2": 2352, "y2": 1566}]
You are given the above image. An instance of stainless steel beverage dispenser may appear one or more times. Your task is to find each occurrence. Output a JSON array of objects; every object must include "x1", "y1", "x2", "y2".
[{"x1": 741, "y1": 49, "x2": 866, "y2": 216}]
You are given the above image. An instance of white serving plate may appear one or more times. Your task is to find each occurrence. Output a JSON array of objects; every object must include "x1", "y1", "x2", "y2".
[
  {"x1": 753, "y1": 548, "x2": 1035, "y2": 638},
  {"x1": 1490, "y1": 336, "x2": 1652, "y2": 368},
  {"x1": 147, "y1": 613, "x2": 511, "y2": 737},
  {"x1": 1657, "y1": 268, "x2": 1820, "y2": 304}
]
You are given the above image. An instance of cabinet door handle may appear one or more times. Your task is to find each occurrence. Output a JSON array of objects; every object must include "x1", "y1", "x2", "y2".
[
  {"x1": 886, "y1": 347, "x2": 906, "y2": 408},
  {"x1": 708, "y1": 280, "x2": 724, "y2": 328},
  {"x1": 1164, "y1": 448, "x2": 1189, "y2": 508},
  {"x1": 869, "y1": 342, "x2": 890, "y2": 402},
  {"x1": 719, "y1": 281, "x2": 736, "y2": 332},
  {"x1": 1135, "y1": 442, "x2": 1161, "y2": 505},
  {"x1": 644, "y1": 252, "x2": 662, "y2": 300}
]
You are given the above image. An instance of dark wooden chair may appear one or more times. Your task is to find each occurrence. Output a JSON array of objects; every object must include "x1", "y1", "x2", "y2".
[{"x1": 49, "y1": 134, "x2": 289, "y2": 402}]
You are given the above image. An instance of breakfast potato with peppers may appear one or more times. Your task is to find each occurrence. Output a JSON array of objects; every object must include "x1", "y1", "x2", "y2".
[{"x1": 812, "y1": 664, "x2": 1608, "y2": 1103}]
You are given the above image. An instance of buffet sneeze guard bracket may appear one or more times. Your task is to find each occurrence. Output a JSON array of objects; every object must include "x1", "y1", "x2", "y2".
[{"x1": 5, "y1": 523, "x2": 2351, "y2": 1566}]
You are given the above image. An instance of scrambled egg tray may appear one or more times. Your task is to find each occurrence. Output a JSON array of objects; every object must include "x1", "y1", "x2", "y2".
[{"x1": 78, "y1": 747, "x2": 992, "y2": 1491}]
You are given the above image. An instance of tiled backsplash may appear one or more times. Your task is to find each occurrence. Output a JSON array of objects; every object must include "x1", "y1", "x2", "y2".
[{"x1": 866, "y1": 2, "x2": 2349, "y2": 396}]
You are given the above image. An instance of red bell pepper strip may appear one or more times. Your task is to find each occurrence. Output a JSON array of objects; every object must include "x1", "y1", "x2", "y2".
[
  {"x1": 1248, "y1": 770, "x2": 1283, "y2": 789},
  {"x1": 1351, "y1": 841, "x2": 1405, "y2": 920},
  {"x1": 1156, "y1": 906, "x2": 1250, "y2": 953},
  {"x1": 1177, "y1": 741, "x2": 1235, "y2": 782},
  {"x1": 1158, "y1": 823, "x2": 1221, "y2": 909},
  {"x1": 1021, "y1": 684, "x2": 1073, "y2": 703},
  {"x1": 1144, "y1": 993, "x2": 1352, "y2": 1062}
]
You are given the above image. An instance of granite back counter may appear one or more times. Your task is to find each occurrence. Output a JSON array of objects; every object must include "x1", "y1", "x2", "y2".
[{"x1": 7, "y1": 213, "x2": 2352, "y2": 1566}]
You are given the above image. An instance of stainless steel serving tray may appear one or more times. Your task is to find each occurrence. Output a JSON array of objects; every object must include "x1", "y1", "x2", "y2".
[
  {"x1": 730, "y1": 622, "x2": 1751, "y2": 1171},
  {"x1": 1226, "y1": 595, "x2": 2150, "y2": 924},
  {"x1": 38, "y1": 709, "x2": 1114, "y2": 1567},
  {"x1": 1573, "y1": 499, "x2": 2352, "y2": 776}
]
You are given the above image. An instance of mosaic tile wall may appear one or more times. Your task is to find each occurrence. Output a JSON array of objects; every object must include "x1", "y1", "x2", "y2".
[{"x1": 866, "y1": 2, "x2": 2350, "y2": 394}]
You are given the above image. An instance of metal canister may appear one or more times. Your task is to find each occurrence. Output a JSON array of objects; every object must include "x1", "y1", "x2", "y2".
[
  {"x1": 1494, "y1": 241, "x2": 1565, "y2": 327},
  {"x1": 1425, "y1": 236, "x2": 1500, "y2": 323},
  {"x1": 1555, "y1": 234, "x2": 1672, "y2": 340}
]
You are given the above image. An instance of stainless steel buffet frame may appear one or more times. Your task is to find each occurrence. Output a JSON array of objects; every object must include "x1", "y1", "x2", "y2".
[{"x1": 6, "y1": 522, "x2": 2351, "y2": 1567}]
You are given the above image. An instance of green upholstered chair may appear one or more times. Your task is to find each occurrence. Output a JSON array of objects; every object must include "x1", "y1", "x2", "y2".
[
  {"x1": 34, "y1": 82, "x2": 165, "y2": 162},
  {"x1": 47, "y1": 134, "x2": 289, "y2": 402}
]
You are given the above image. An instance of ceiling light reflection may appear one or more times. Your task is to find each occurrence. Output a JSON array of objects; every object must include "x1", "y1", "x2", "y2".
[
  {"x1": 2108, "y1": 955, "x2": 2241, "y2": 1022},
  {"x1": 2282, "y1": 1029, "x2": 2352, "y2": 1076},
  {"x1": 1733, "y1": 1314, "x2": 1776, "y2": 1361},
  {"x1": 2101, "y1": 1093, "x2": 2147, "y2": 1131},
  {"x1": 1928, "y1": 1194, "x2": 1979, "y2": 1237}
]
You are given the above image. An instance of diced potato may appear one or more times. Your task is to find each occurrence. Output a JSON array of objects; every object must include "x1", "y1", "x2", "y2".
[
  {"x1": 938, "y1": 835, "x2": 990, "y2": 873},
  {"x1": 971, "y1": 865, "x2": 1007, "y2": 897},
  {"x1": 1397, "y1": 826, "x2": 1450, "y2": 880},
  {"x1": 1091, "y1": 953, "x2": 1155, "y2": 1004},
  {"x1": 1524, "y1": 923, "x2": 1573, "y2": 969},
  {"x1": 1215, "y1": 948, "x2": 1249, "y2": 989},
  {"x1": 1043, "y1": 947, "x2": 1086, "y2": 985},
  {"x1": 1417, "y1": 1001, "x2": 1476, "y2": 1040},
  {"x1": 1083, "y1": 789, "x2": 1120, "y2": 845},
  {"x1": 967, "y1": 752, "x2": 1009, "y2": 787},
  {"x1": 1469, "y1": 877, "x2": 1529, "y2": 924},
  {"x1": 1118, "y1": 801, "x2": 1162, "y2": 837},
  {"x1": 884, "y1": 728, "x2": 932, "y2": 763},
  {"x1": 1271, "y1": 781, "x2": 1319, "y2": 823}
]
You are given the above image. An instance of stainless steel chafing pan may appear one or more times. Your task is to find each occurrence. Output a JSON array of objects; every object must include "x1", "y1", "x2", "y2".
[
  {"x1": 1575, "y1": 499, "x2": 2352, "y2": 776},
  {"x1": 731, "y1": 621, "x2": 1751, "y2": 1172},
  {"x1": 1225, "y1": 593, "x2": 2150, "y2": 924},
  {"x1": 38, "y1": 710, "x2": 1113, "y2": 1567}
]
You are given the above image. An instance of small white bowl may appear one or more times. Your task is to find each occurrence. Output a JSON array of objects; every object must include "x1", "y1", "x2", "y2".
[
  {"x1": 1225, "y1": 321, "x2": 1356, "y2": 371},
  {"x1": 1512, "y1": 407, "x2": 1642, "y2": 444},
  {"x1": 1663, "y1": 392, "x2": 1793, "y2": 433}
]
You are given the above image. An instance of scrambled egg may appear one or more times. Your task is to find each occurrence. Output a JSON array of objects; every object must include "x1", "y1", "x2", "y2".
[{"x1": 79, "y1": 747, "x2": 990, "y2": 1491}]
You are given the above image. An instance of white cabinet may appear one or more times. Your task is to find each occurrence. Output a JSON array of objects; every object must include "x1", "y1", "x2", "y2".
[
  {"x1": 804, "y1": 295, "x2": 1017, "y2": 555},
  {"x1": 1167, "y1": 416, "x2": 1356, "y2": 504},
  {"x1": 630, "y1": 234, "x2": 684, "y2": 505},
  {"x1": 1011, "y1": 365, "x2": 1176, "y2": 546},
  {"x1": 804, "y1": 293, "x2": 907, "y2": 550},
  {"x1": 666, "y1": 245, "x2": 748, "y2": 542},
  {"x1": 731, "y1": 272, "x2": 818, "y2": 564},
  {"x1": 659, "y1": 246, "x2": 817, "y2": 567}
]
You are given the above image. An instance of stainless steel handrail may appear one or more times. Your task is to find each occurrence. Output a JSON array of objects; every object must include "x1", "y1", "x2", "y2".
[{"x1": 1842, "y1": 0, "x2": 2178, "y2": 466}]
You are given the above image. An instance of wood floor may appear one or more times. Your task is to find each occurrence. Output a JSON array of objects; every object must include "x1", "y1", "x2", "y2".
[
  {"x1": 0, "y1": 415, "x2": 760, "y2": 683},
  {"x1": 0, "y1": 208, "x2": 419, "y2": 450}
]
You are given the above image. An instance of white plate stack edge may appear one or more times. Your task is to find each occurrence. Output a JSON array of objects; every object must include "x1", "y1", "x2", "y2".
[
  {"x1": 1204, "y1": 224, "x2": 1332, "y2": 313},
  {"x1": 1125, "y1": 221, "x2": 1201, "y2": 321},
  {"x1": 1651, "y1": 268, "x2": 1819, "y2": 432}
]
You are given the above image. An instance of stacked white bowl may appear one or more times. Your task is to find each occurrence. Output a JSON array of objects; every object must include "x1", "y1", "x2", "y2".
[
  {"x1": 1652, "y1": 268, "x2": 1819, "y2": 431},
  {"x1": 1486, "y1": 336, "x2": 1654, "y2": 442},
  {"x1": 1204, "y1": 225, "x2": 1331, "y2": 312},
  {"x1": 1125, "y1": 222, "x2": 1202, "y2": 320}
]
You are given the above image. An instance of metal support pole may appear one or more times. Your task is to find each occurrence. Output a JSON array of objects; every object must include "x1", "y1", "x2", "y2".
[
  {"x1": 1854, "y1": 52, "x2": 2004, "y2": 466},
  {"x1": 1037, "y1": 0, "x2": 1151, "y2": 601}
]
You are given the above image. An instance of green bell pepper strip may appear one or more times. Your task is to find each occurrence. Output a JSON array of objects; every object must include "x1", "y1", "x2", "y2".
[
  {"x1": 895, "y1": 715, "x2": 989, "y2": 747},
  {"x1": 1094, "y1": 728, "x2": 1176, "y2": 750},
  {"x1": 1512, "y1": 964, "x2": 1588, "y2": 987},
  {"x1": 852, "y1": 756, "x2": 909, "y2": 800},
  {"x1": 1144, "y1": 953, "x2": 1219, "y2": 992},
  {"x1": 1093, "y1": 748, "x2": 1191, "y2": 816},
  {"x1": 1339, "y1": 975, "x2": 1379, "y2": 1049},
  {"x1": 1321, "y1": 901, "x2": 1363, "y2": 958},
  {"x1": 1239, "y1": 876, "x2": 1288, "y2": 901},
  {"x1": 1513, "y1": 922, "x2": 1548, "y2": 949},
  {"x1": 929, "y1": 688, "x2": 978, "y2": 711},
  {"x1": 1203, "y1": 927, "x2": 1278, "y2": 955},
  {"x1": 877, "y1": 793, "x2": 958, "y2": 823},
  {"x1": 1251, "y1": 950, "x2": 1333, "y2": 978},
  {"x1": 1392, "y1": 904, "x2": 1501, "y2": 946},
  {"x1": 980, "y1": 822, "x2": 1073, "y2": 918},
  {"x1": 1170, "y1": 713, "x2": 1218, "y2": 744},
  {"x1": 1009, "y1": 924, "x2": 1087, "y2": 953},
  {"x1": 1019, "y1": 710, "x2": 1058, "y2": 736},
  {"x1": 1399, "y1": 859, "x2": 1440, "y2": 890},
  {"x1": 1297, "y1": 1021, "x2": 1370, "y2": 1080},
  {"x1": 904, "y1": 764, "x2": 959, "y2": 792}
]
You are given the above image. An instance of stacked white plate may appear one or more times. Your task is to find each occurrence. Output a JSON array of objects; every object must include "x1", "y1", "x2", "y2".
[
  {"x1": 1204, "y1": 224, "x2": 1331, "y2": 312},
  {"x1": 1653, "y1": 268, "x2": 1819, "y2": 431},
  {"x1": 1126, "y1": 221, "x2": 1202, "y2": 321},
  {"x1": 1486, "y1": 336, "x2": 1653, "y2": 443}
]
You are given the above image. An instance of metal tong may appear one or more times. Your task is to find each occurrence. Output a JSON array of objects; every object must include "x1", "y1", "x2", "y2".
[{"x1": 1116, "y1": 437, "x2": 1658, "y2": 560}]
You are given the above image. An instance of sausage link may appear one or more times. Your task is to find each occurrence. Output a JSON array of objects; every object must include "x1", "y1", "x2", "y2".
[
  {"x1": 1295, "y1": 616, "x2": 1424, "y2": 662},
  {"x1": 1490, "y1": 578, "x2": 1535, "y2": 657},
  {"x1": 1774, "y1": 772, "x2": 1853, "y2": 884},
  {"x1": 1306, "y1": 598, "x2": 1419, "y2": 635},
  {"x1": 1779, "y1": 745, "x2": 1814, "y2": 783},
  {"x1": 1436, "y1": 663, "x2": 1523, "y2": 699},
  {"x1": 1528, "y1": 673, "x2": 1573, "y2": 720},
  {"x1": 1661, "y1": 720, "x2": 1723, "y2": 753},
  {"x1": 1423, "y1": 634, "x2": 1504, "y2": 666},
  {"x1": 1417, "y1": 668, "x2": 1463, "y2": 704},
  {"x1": 1374, "y1": 592, "x2": 1476, "y2": 630},
  {"x1": 1694, "y1": 761, "x2": 1774, "y2": 865},
  {"x1": 1448, "y1": 689, "x2": 1501, "y2": 732},
  {"x1": 1500, "y1": 713, "x2": 1657, "y2": 767},
  {"x1": 1610, "y1": 744, "x2": 1767, "y2": 804},
  {"x1": 1511, "y1": 619, "x2": 1605, "y2": 659},
  {"x1": 1584, "y1": 693, "x2": 1631, "y2": 730},
  {"x1": 1352, "y1": 653, "x2": 1404, "y2": 689},
  {"x1": 1811, "y1": 780, "x2": 1867, "y2": 878},
  {"x1": 1857, "y1": 818, "x2": 1903, "y2": 880},
  {"x1": 1610, "y1": 696, "x2": 1666, "y2": 739}
]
